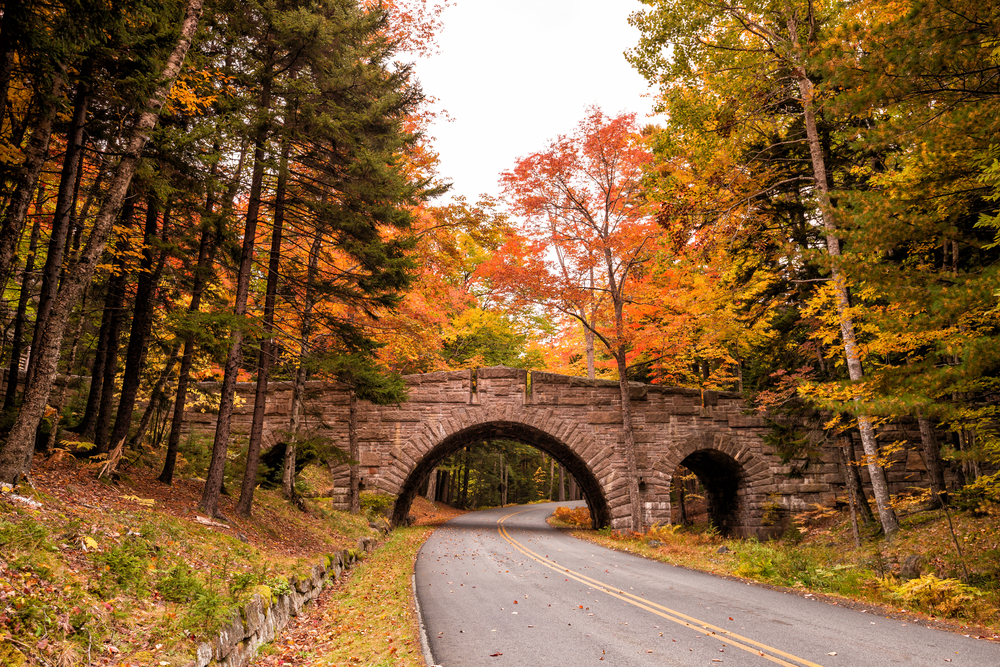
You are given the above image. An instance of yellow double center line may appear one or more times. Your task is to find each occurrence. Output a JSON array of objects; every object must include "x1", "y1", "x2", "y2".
[{"x1": 497, "y1": 509, "x2": 825, "y2": 667}]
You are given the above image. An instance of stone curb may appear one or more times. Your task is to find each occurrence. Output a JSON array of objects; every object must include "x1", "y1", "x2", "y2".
[{"x1": 184, "y1": 536, "x2": 378, "y2": 667}]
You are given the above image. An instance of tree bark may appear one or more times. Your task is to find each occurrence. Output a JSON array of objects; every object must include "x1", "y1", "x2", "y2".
[
  {"x1": 616, "y1": 351, "x2": 643, "y2": 532},
  {"x1": 917, "y1": 413, "x2": 947, "y2": 505},
  {"x1": 160, "y1": 141, "x2": 235, "y2": 484},
  {"x1": 105, "y1": 198, "x2": 168, "y2": 465},
  {"x1": 283, "y1": 228, "x2": 322, "y2": 499},
  {"x1": 844, "y1": 436, "x2": 876, "y2": 527},
  {"x1": 425, "y1": 466, "x2": 438, "y2": 501},
  {"x1": 558, "y1": 465, "x2": 566, "y2": 502},
  {"x1": 0, "y1": 76, "x2": 60, "y2": 292},
  {"x1": 0, "y1": 0, "x2": 204, "y2": 485},
  {"x1": 93, "y1": 200, "x2": 135, "y2": 455},
  {"x1": 3, "y1": 206, "x2": 42, "y2": 410},
  {"x1": 461, "y1": 446, "x2": 471, "y2": 508},
  {"x1": 78, "y1": 230, "x2": 130, "y2": 441},
  {"x1": 789, "y1": 13, "x2": 898, "y2": 535},
  {"x1": 349, "y1": 390, "x2": 360, "y2": 513},
  {"x1": 837, "y1": 445, "x2": 862, "y2": 548},
  {"x1": 125, "y1": 343, "x2": 181, "y2": 451},
  {"x1": 237, "y1": 137, "x2": 289, "y2": 518},
  {"x1": 24, "y1": 79, "x2": 89, "y2": 388},
  {"x1": 199, "y1": 59, "x2": 272, "y2": 517},
  {"x1": 159, "y1": 226, "x2": 215, "y2": 483}
]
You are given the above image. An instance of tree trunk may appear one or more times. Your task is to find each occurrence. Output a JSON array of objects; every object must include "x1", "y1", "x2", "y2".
[
  {"x1": 558, "y1": 465, "x2": 566, "y2": 502},
  {"x1": 237, "y1": 137, "x2": 289, "y2": 518},
  {"x1": 159, "y1": 224, "x2": 215, "y2": 483},
  {"x1": 426, "y1": 466, "x2": 438, "y2": 501},
  {"x1": 789, "y1": 15, "x2": 898, "y2": 535},
  {"x1": 844, "y1": 436, "x2": 876, "y2": 527},
  {"x1": 0, "y1": 76, "x2": 60, "y2": 292},
  {"x1": 584, "y1": 325, "x2": 596, "y2": 379},
  {"x1": 93, "y1": 201, "x2": 135, "y2": 455},
  {"x1": 105, "y1": 198, "x2": 169, "y2": 464},
  {"x1": 0, "y1": 0, "x2": 204, "y2": 485},
  {"x1": 461, "y1": 447, "x2": 471, "y2": 508},
  {"x1": 160, "y1": 142, "x2": 232, "y2": 485},
  {"x1": 199, "y1": 59, "x2": 271, "y2": 517},
  {"x1": 616, "y1": 351, "x2": 643, "y2": 532},
  {"x1": 837, "y1": 445, "x2": 862, "y2": 548},
  {"x1": 126, "y1": 343, "x2": 181, "y2": 451},
  {"x1": 501, "y1": 457, "x2": 507, "y2": 506},
  {"x1": 548, "y1": 455, "x2": 555, "y2": 501},
  {"x1": 24, "y1": 79, "x2": 89, "y2": 388},
  {"x1": 3, "y1": 207, "x2": 42, "y2": 410},
  {"x1": 349, "y1": 390, "x2": 360, "y2": 513},
  {"x1": 917, "y1": 413, "x2": 947, "y2": 505},
  {"x1": 283, "y1": 228, "x2": 322, "y2": 499},
  {"x1": 44, "y1": 286, "x2": 91, "y2": 453}
]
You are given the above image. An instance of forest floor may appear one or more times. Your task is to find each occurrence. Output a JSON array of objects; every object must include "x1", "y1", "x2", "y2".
[
  {"x1": 0, "y1": 449, "x2": 405, "y2": 666},
  {"x1": 551, "y1": 492, "x2": 1000, "y2": 641}
]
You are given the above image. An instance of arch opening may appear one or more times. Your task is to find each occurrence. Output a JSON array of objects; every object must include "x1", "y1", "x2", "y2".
[
  {"x1": 674, "y1": 449, "x2": 747, "y2": 537},
  {"x1": 390, "y1": 421, "x2": 611, "y2": 529}
]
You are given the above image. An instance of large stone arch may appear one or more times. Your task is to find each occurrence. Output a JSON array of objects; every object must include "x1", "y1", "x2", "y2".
[
  {"x1": 385, "y1": 404, "x2": 616, "y2": 528},
  {"x1": 654, "y1": 430, "x2": 773, "y2": 537}
]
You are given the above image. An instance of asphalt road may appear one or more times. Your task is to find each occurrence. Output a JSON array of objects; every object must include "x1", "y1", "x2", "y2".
[{"x1": 414, "y1": 501, "x2": 1000, "y2": 667}]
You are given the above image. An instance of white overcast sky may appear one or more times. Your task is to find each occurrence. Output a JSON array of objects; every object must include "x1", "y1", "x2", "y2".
[{"x1": 410, "y1": 0, "x2": 659, "y2": 203}]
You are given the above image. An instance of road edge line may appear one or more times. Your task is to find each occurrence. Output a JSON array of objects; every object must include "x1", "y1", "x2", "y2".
[{"x1": 413, "y1": 572, "x2": 441, "y2": 667}]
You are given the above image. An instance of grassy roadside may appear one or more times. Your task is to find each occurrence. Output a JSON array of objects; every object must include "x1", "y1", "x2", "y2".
[
  {"x1": 253, "y1": 497, "x2": 465, "y2": 667},
  {"x1": 256, "y1": 526, "x2": 434, "y2": 666},
  {"x1": 550, "y1": 499, "x2": 1000, "y2": 639}
]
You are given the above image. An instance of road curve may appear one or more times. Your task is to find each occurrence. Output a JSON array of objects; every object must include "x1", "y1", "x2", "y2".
[{"x1": 414, "y1": 501, "x2": 999, "y2": 666}]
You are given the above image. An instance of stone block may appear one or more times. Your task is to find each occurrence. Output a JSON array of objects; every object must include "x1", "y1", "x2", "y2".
[
  {"x1": 777, "y1": 482, "x2": 827, "y2": 494},
  {"x1": 211, "y1": 609, "x2": 246, "y2": 660},
  {"x1": 242, "y1": 596, "x2": 264, "y2": 637},
  {"x1": 220, "y1": 642, "x2": 248, "y2": 667},
  {"x1": 381, "y1": 411, "x2": 422, "y2": 422},
  {"x1": 729, "y1": 414, "x2": 765, "y2": 428},
  {"x1": 194, "y1": 642, "x2": 213, "y2": 667},
  {"x1": 587, "y1": 411, "x2": 622, "y2": 424},
  {"x1": 906, "y1": 450, "x2": 927, "y2": 471},
  {"x1": 359, "y1": 452, "x2": 380, "y2": 467}
]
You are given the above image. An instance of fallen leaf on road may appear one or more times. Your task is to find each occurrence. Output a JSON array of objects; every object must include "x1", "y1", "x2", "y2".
[{"x1": 490, "y1": 652, "x2": 503, "y2": 657}]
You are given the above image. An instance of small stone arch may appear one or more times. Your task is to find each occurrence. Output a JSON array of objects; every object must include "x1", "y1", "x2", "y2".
[
  {"x1": 655, "y1": 431, "x2": 771, "y2": 537},
  {"x1": 386, "y1": 405, "x2": 615, "y2": 528}
]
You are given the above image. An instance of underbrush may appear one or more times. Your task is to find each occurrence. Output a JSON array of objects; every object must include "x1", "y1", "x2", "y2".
[
  {"x1": 551, "y1": 505, "x2": 591, "y2": 528},
  {"x1": 555, "y1": 497, "x2": 1000, "y2": 633}
]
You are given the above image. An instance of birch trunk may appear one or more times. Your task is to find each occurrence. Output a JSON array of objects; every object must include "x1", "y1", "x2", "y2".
[{"x1": 789, "y1": 13, "x2": 899, "y2": 535}]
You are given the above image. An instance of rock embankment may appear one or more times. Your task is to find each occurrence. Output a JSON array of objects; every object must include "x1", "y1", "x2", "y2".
[{"x1": 185, "y1": 536, "x2": 377, "y2": 667}]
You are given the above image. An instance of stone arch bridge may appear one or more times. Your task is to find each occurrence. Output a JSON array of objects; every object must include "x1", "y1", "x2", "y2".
[{"x1": 180, "y1": 367, "x2": 921, "y2": 536}]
